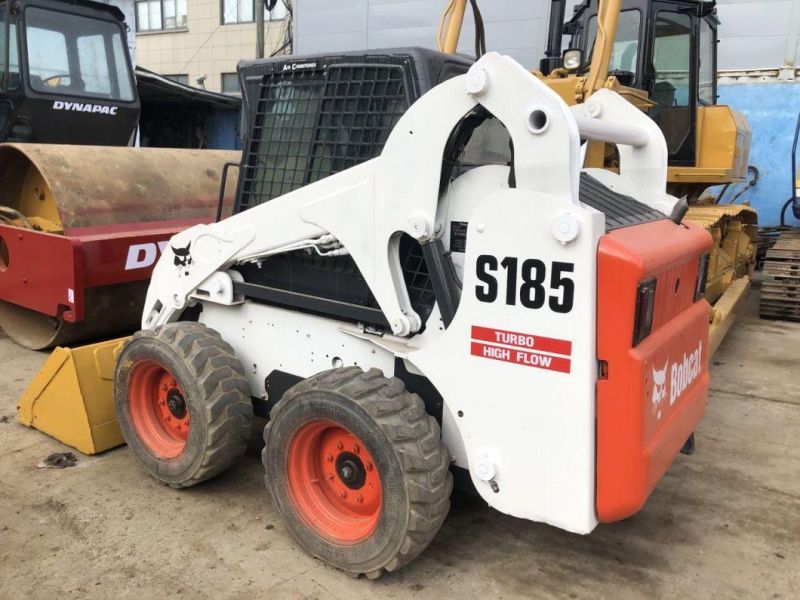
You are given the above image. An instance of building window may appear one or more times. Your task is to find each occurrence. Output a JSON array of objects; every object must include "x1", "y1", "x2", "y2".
[
  {"x1": 136, "y1": 0, "x2": 187, "y2": 32},
  {"x1": 164, "y1": 74, "x2": 189, "y2": 85},
  {"x1": 222, "y1": 0, "x2": 286, "y2": 25},
  {"x1": 221, "y1": 72, "x2": 239, "y2": 94},
  {"x1": 267, "y1": 1, "x2": 287, "y2": 21}
]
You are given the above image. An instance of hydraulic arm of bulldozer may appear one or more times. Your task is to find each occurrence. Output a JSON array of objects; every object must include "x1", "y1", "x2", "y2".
[
  {"x1": 437, "y1": 0, "x2": 469, "y2": 54},
  {"x1": 583, "y1": 0, "x2": 621, "y2": 96},
  {"x1": 142, "y1": 52, "x2": 677, "y2": 339},
  {"x1": 437, "y1": 0, "x2": 622, "y2": 100}
]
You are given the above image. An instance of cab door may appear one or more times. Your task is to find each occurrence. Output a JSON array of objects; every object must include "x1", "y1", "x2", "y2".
[
  {"x1": 644, "y1": 2, "x2": 698, "y2": 166},
  {"x1": 0, "y1": 1, "x2": 22, "y2": 140}
]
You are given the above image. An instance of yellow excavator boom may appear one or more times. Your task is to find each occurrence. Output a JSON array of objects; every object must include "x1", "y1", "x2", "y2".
[
  {"x1": 437, "y1": 0, "x2": 622, "y2": 100},
  {"x1": 583, "y1": 0, "x2": 621, "y2": 96},
  {"x1": 437, "y1": 0, "x2": 469, "y2": 54}
]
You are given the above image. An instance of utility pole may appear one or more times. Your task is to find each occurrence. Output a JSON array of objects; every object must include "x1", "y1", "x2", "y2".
[{"x1": 256, "y1": 0, "x2": 265, "y2": 59}]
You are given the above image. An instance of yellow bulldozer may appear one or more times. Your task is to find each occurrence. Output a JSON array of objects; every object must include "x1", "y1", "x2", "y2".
[{"x1": 439, "y1": 0, "x2": 757, "y2": 356}]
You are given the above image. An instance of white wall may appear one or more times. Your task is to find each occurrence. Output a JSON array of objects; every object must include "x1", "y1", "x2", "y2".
[
  {"x1": 716, "y1": 0, "x2": 799, "y2": 70},
  {"x1": 295, "y1": 0, "x2": 800, "y2": 72},
  {"x1": 294, "y1": 0, "x2": 550, "y2": 68}
]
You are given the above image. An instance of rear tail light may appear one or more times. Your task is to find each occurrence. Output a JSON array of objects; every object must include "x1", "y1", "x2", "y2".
[
  {"x1": 633, "y1": 278, "x2": 657, "y2": 346},
  {"x1": 695, "y1": 254, "x2": 709, "y2": 302}
]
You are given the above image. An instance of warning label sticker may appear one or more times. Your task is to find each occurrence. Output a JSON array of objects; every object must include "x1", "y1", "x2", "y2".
[
  {"x1": 470, "y1": 325, "x2": 572, "y2": 374},
  {"x1": 450, "y1": 221, "x2": 468, "y2": 253}
]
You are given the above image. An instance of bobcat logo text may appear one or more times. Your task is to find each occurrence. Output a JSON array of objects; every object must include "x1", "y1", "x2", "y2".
[{"x1": 651, "y1": 340, "x2": 704, "y2": 420}]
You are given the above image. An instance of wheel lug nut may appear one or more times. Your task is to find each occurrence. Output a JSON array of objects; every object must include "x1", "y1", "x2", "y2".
[
  {"x1": 335, "y1": 441, "x2": 343, "y2": 450},
  {"x1": 325, "y1": 453, "x2": 333, "y2": 462},
  {"x1": 353, "y1": 444, "x2": 360, "y2": 454},
  {"x1": 161, "y1": 384, "x2": 168, "y2": 391},
  {"x1": 356, "y1": 494, "x2": 364, "y2": 504},
  {"x1": 339, "y1": 490, "x2": 347, "y2": 499},
  {"x1": 366, "y1": 462, "x2": 373, "y2": 472},
  {"x1": 326, "y1": 473, "x2": 334, "y2": 480}
]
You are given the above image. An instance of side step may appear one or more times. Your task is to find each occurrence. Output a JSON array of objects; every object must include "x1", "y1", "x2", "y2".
[
  {"x1": 760, "y1": 230, "x2": 800, "y2": 321},
  {"x1": 17, "y1": 338, "x2": 128, "y2": 454}
]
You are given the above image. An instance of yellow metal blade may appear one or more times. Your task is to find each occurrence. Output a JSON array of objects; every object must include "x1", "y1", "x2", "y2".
[{"x1": 17, "y1": 338, "x2": 128, "y2": 454}]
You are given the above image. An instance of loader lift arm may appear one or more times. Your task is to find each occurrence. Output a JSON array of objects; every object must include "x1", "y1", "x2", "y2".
[{"x1": 142, "y1": 52, "x2": 675, "y2": 338}]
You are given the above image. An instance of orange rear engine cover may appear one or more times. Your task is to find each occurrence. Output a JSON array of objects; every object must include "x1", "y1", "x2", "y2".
[{"x1": 596, "y1": 220, "x2": 712, "y2": 523}]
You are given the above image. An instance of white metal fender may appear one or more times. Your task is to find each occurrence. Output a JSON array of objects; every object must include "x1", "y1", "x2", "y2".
[{"x1": 409, "y1": 187, "x2": 604, "y2": 534}]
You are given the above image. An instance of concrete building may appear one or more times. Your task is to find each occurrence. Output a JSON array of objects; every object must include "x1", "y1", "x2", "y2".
[{"x1": 131, "y1": 0, "x2": 291, "y2": 93}]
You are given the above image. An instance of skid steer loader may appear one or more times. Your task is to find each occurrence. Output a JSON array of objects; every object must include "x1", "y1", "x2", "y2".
[{"x1": 113, "y1": 52, "x2": 711, "y2": 578}]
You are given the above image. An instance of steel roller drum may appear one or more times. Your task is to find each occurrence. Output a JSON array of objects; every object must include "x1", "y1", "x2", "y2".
[{"x1": 0, "y1": 144, "x2": 240, "y2": 350}]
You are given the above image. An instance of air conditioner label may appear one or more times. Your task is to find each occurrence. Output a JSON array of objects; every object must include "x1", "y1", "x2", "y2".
[{"x1": 470, "y1": 325, "x2": 572, "y2": 374}]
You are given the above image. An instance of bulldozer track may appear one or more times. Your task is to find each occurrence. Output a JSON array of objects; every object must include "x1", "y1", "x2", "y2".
[{"x1": 760, "y1": 230, "x2": 800, "y2": 321}]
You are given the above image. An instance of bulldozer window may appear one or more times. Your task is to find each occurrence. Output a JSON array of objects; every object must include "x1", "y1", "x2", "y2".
[
  {"x1": 24, "y1": 7, "x2": 134, "y2": 101},
  {"x1": 585, "y1": 10, "x2": 642, "y2": 83},
  {"x1": 698, "y1": 19, "x2": 716, "y2": 105},
  {"x1": 649, "y1": 11, "x2": 692, "y2": 157}
]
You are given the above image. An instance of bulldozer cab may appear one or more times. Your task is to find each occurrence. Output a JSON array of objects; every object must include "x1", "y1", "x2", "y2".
[
  {"x1": 0, "y1": 0, "x2": 139, "y2": 144},
  {"x1": 564, "y1": 0, "x2": 718, "y2": 167}
]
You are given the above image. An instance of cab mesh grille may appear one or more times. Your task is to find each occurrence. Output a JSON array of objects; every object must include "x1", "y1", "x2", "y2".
[{"x1": 237, "y1": 64, "x2": 410, "y2": 212}]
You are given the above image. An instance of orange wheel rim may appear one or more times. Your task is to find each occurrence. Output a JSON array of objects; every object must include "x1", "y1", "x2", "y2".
[
  {"x1": 128, "y1": 360, "x2": 189, "y2": 459},
  {"x1": 286, "y1": 420, "x2": 382, "y2": 543}
]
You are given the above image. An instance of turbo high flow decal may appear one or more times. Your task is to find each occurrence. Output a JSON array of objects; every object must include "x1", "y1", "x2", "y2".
[{"x1": 470, "y1": 325, "x2": 573, "y2": 374}]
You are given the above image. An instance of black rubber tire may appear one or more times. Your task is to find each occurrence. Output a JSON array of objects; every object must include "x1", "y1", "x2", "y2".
[
  {"x1": 115, "y1": 322, "x2": 254, "y2": 488},
  {"x1": 262, "y1": 366, "x2": 452, "y2": 578}
]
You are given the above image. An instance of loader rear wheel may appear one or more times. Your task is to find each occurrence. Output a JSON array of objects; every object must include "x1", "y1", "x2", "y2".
[
  {"x1": 115, "y1": 322, "x2": 253, "y2": 488},
  {"x1": 263, "y1": 367, "x2": 452, "y2": 578}
]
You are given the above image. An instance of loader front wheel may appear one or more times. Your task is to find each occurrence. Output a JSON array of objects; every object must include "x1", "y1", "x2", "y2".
[
  {"x1": 263, "y1": 367, "x2": 452, "y2": 578},
  {"x1": 115, "y1": 322, "x2": 253, "y2": 488}
]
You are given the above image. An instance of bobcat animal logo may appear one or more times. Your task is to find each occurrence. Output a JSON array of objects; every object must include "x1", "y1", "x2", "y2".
[
  {"x1": 651, "y1": 362, "x2": 668, "y2": 420},
  {"x1": 172, "y1": 242, "x2": 193, "y2": 268}
]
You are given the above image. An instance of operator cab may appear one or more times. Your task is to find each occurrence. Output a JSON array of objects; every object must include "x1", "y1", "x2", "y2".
[
  {"x1": 564, "y1": 0, "x2": 718, "y2": 166},
  {"x1": 0, "y1": 0, "x2": 139, "y2": 144}
]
